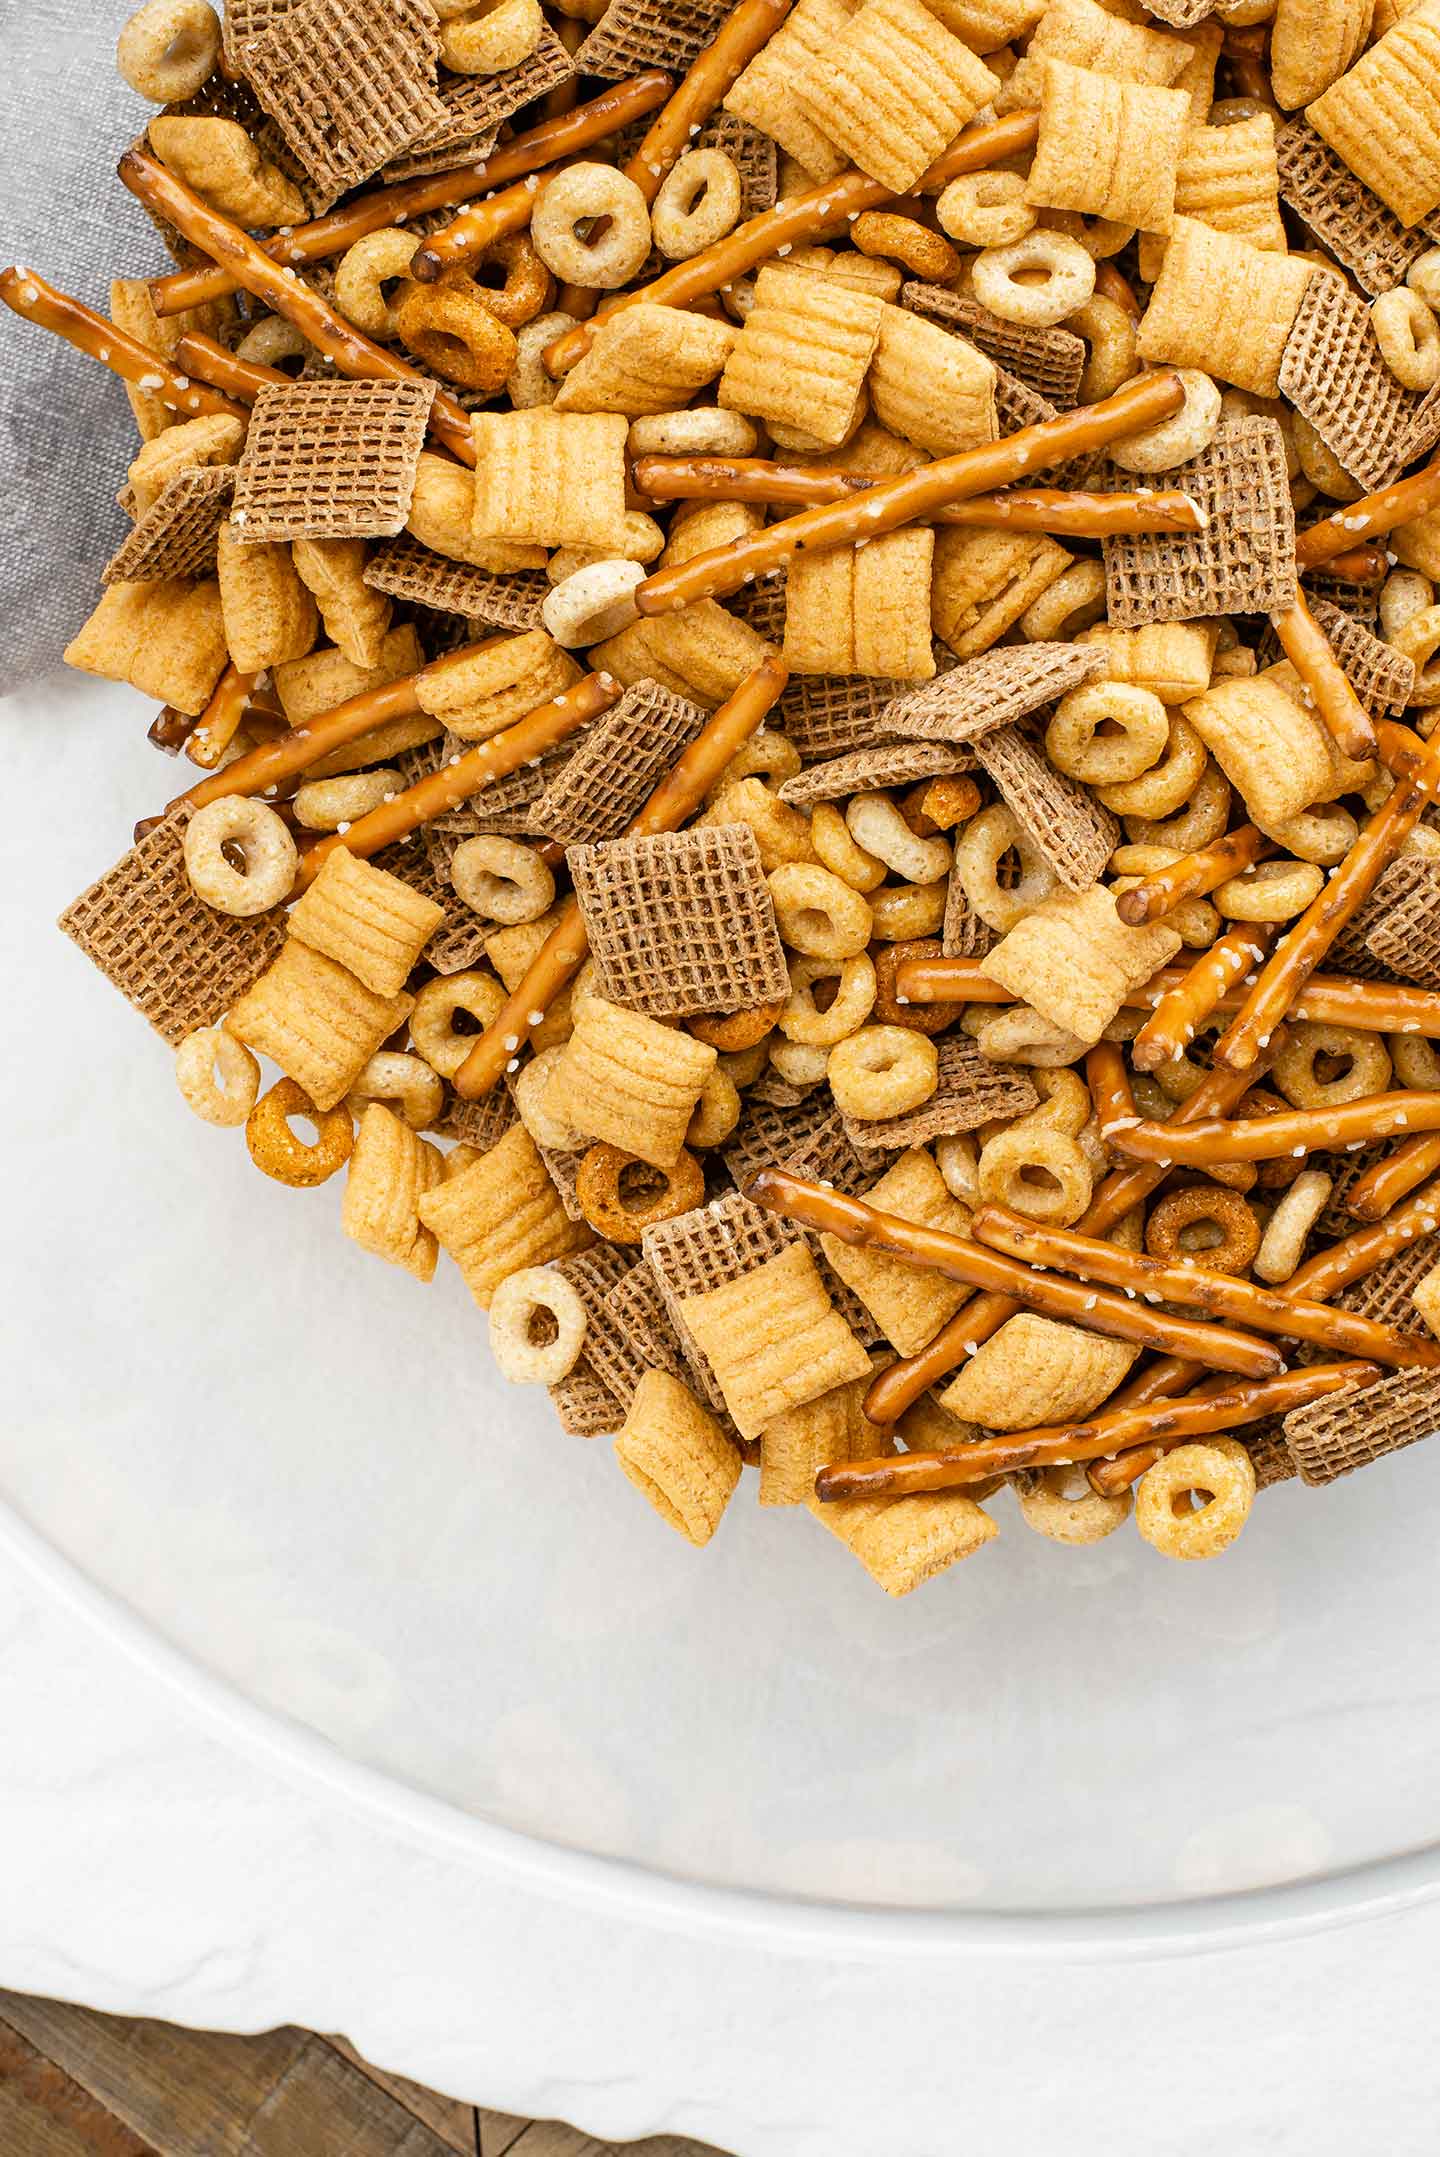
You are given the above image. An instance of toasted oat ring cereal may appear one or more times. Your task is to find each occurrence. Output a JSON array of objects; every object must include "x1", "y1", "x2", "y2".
[
  {"x1": 846, "y1": 793, "x2": 952, "y2": 885},
  {"x1": 686, "y1": 996, "x2": 785, "y2": 1051},
  {"x1": 183, "y1": 797, "x2": 296, "y2": 917},
  {"x1": 936, "y1": 170, "x2": 1036, "y2": 249},
  {"x1": 1214, "y1": 858, "x2": 1325, "y2": 922},
  {"x1": 778, "y1": 953, "x2": 877, "y2": 1047},
  {"x1": 627, "y1": 409, "x2": 760, "y2": 456},
  {"x1": 1408, "y1": 248, "x2": 1440, "y2": 311},
  {"x1": 851, "y1": 212, "x2": 962, "y2": 283},
  {"x1": 687, "y1": 1065, "x2": 742, "y2": 1148},
  {"x1": 872, "y1": 939, "x2": 962, "y2": 1036},
  {"x1": 333, "y1": 229, "x2": 422, "y2": 341},
  {"x1": 541, "y1": 558, "x2": 644, "y2": 647},
  {"x1": 1135, "y1": 1438, "x2": 1255, "y2": 1562},
  {"x1": 1047, "y1": 681, "x2": 1168, "y2": 787},
  {"x1": 1126, "y1": 762, "x2": 1231, "y2": 853},
  {"x1": 810, "y1": 802, "x2": 886, "y2": 893},
  {"x1": 532, "y1": 164, "x2": 652, "y2": 291},
  {"x1": 827, "y1": 1026, "x2": 938, "y2": 1121},
  {"x1": 574, "y1": 1141, "x2": 705, "y2": 1243},
  {"x1": 411, "y1": 971, "x2": 507, "y2": 1079},
  {"x1": 1108, "y1": 370, "x2": 1222, "y2": 475},
  {"x1": 1371, "y1": 289, "x2": 1440, "y2": 394},
  {"x1": 1068, "y1": 295, "x2": 1137, "y2": 403},
  {"x1": 971, "y1": 230, "x2": 1095, "y2": 329},
  {"x1": 1019, "y1": 559, "x2": 1107, "y2": 642},
  {"x1": 450, "y1": 835, "x2": 555, "y2": 925},
  {"x1": 117, "y1": 0, "x2": 219, "y2": 101},
  {"x1": 1145, "y1": 1184, "x2": 1261, "y2": 1275},
  {"x1": 488, "y1": 1265, "x2": 587, "y2": 1385},
  {"x1": 1096, "y1": 714, "x2": 1207, "y2": 819},
  {"x1": 1273, "y1": 1021, "x2": 1391, "y2": 1111},
  {"x1": 292, "y1": 769, "x2": 401, "y2": 831},
  {"x1": 652, "y1": 150, "x2": 743, "y2": 261},
  {"x1": 393, "y1": 273, "x2": 516, "y2": 393},
  {"x1": 869, "y1": 880, "x2": 949, "y2": 941},
  {"x1": 1392, "y1": 1033, "x2": 1440, "y2": 1090},
  {"x1": 975, "y1": 1006, "x2": 1090, "y2": 1067},
  {"x1": 1016, "y1": 1464, "x2": 1132, "y2": 1546},
  {"x1": 346, "y1": 1051, "x2": 444, "y2": 1131},
  {"x1": 245, "y1": 1077, "x2": 354, "y2": 1188},
  {"x1": 977, "y1": 1122, "x2": 1093, "y2": 1227},
  {"x1": 953, "y1": 803, "x2": 1059, "y2": 933},
  {"x1": 509, "y1": 311, "x2": 580, "y2": 407},
  {"x1": 710, "y1": 726, "x2": 801, "y2": 797},
  {"x1": 174, "y1": 1026, "x2": 260, "y2": 1127},
  {"x1": 1253, "y1": 1166, "x2": 1332, "y2": 1284},
  {"x1": 475, "y1": 233, "x2": 555, "y2": 329},
  {"x1": 767, "y1": 863, "x2": 873, "y2": 958},
  {"x1": 440, "y1": 0, "x2": 544, "y2": 72}
]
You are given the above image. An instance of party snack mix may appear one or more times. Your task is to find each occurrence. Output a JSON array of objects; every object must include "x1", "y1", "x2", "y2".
[{"x1": 16, "y1": 0, "x2": 1440, "y2": 1593}]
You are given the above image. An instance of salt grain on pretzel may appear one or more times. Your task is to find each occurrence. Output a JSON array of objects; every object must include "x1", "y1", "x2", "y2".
[
  {"x1": 0, "y1": 267, "x2": 248, "y2": 426},
  {"x1": 1268, "y1": 589, "x2": 1378, "y2": 762},
  {"x1": 1130, "y1": 924, "x2": 1276, "y2": 1073}
]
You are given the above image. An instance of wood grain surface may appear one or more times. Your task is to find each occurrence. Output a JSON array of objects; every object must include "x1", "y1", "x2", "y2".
[{"x1": 0, "y1": 1992, "x2": 726, "y2": 2157}]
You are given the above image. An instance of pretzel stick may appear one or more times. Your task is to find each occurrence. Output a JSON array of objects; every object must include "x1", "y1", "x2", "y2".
[
  {"x1": 969, "y1": 1204, "x2": 1440, "y2": 1368},
  {"x1": 1210, "y1": 740, "x2": 1440, "y2": 1069},
  {"x1": 630, "y1": 456, "x2": 1209, "y2": 534},
  {"x1": 0, "y1": 265, "x2": 249, "y2": 423},
  {"x1": 748, "y1": 1169, "x2": 1285, "y2": 1377},
  {"x1": 1269, "y1": 592, "x2": 1378, "y2": 760},
  {"x1": 542, "y1": 110, "x2": 1042, "y2": 374},
  {"x1": 174, "y1": 331, "x2": 291, "y2": 403},
  {"x1": 1114, "y1": 826, "x2": 1272, "y2": 925},
  {"x1": 1092, "y1": 260, "x2": 1141, "y2": 319},
  {"x1": 116, "y1": 148, "x2": 477, "y2": 465},
  {"x1": 621, "y1": 0, "x2": 793, "y2": 205},
  {"x1": 1130, "y1": 924, "x2": 1276, "y2": 1071},
  {"x1": 148, "y1": 75, "x2": 674, "y2": 313},
  {"x1": 631, "y1": 372, "x2": 1185, "y2": 613},
  {"x1": 186, "y1": 664, "x2": 257, "y2": 772},
  {"x1": 1103, "y1": 1089, "x2": 1440, "y2": 1164},
  {"x1": 895, "y1": 954, "x2": 1440, "y2": 1037},
  {"x1": 452, "y1": 653, "x2": 789, "y2": 1098},
  {"x1": 1282, "y1": 1176, "x2": 1440, "y2": 1300},
  {"x1": 1312, "y1": 545, "x2": 1387, "y2": 584},
  {"x1": 1344, "y1": 1134, "x2": 1440, "y2": 1222},
  {"x1": 825, "y1": 1362, "x2": 1375, "y2": 1497},
  {"x1": 171, "y1": 635, "x2": 512, "y2": 811},
  {"x1": 1296, "y1": 454, "x2": 1440, "y2": 569},
  {"x1": 292, "y1": 673, "x2": 617, "y2": 890}
]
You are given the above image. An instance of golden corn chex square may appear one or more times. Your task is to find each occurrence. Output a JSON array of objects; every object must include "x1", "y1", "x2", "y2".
[
  {"x1": 1137, "y1": 217, "x2": 1315, "y2": 395},
  {"x1": 273, "y1": 624, "x2": 423, "y2": 724},
  {"x1": 826, "y1": 1487, "x2": 998, "y2": 1596},
  {"x1": 225, "y1": 937, "x2": 415, "y2": 1110},
  {"x1": 127, "y1": 413, "x2": 246, "y2": 518},
  {"x1": 1182, "y1": 674, "x2": 1335, "y2": 824},
  {"x1": 614, "y1": 1368, "x2": 742, "y2": 1545},
  {"x1": 64, "y1": 578, "x2": 229, "y2": 717},
  {"x1": 288, "y1": 846, "x2": 444, "y2": 999},
  {"x1": 542, "y1": 995, "x2": 717, "y2": 1170},
  {"x1": 1025, "y1": 0, "x2": 1192, "y2": 83},
  {"x1": 723, "y1": 0, "x2": 854, "y2": 180},
  {"x1": 820, "y1": 1148, "x2": 976, "y2": 1357},
  {"x1": 868, "y1": 303, "x2": 998, "y2": 457},
  {"x1": 342, "y1": 1102, "x2": 443, "y2": 1280},
  {"x1": 417, "y1": 1122, "x2": 592, "y2": 1308},
  {"x1": 592, "y1": 599, "x2": 774, "y2": 710},
  {"x1": 1307, "y1": 0, "x2": 1440, "y2": 227},
  {"x1": 554, "y1": 304, "x2": 738, "y2": 417},
  {"x1": 719, "y1": 265, "x2": 884, "y2": 449},
  {"x1": 1077, "y1": 620, "x2": 1221, "y2": 702},
  {"x1": 292, "y1": 537, "x2": 393, "y2": 671},
  {"x1": 1138, "y1": 114, "x2": 1287, "y2": 281},
  {"x1": 468, "y1": 409, "x2": 630, "y2": 551},
  {"x1": 983, "y1": 883, "x2": 1183, "y2": 1045},
  {"x1": 931, "y1": 529, "x2": 1072, "y2": 659},
  {"x1": 1025, "y1": 61, "x2": 1191, "y2": 232},
  {"x1": 678, "y1": 1242, "x2": 871, "y2": 1440},
  {"x1": 415, "y1": 628, "x2": 583, "y2": 744},
  {"x1": 790, "y1": 0, "x2": 999, "y2": 195},
  {"x1": 760, "y1": 1366, "x2": 881, "y2": 1508},
  {"x1": 783, "y1": 529, "x2": 936, "y2": 680},
  {"x1": 216, "y1": 524, "x2": 318, "y2": 676},
  {"x1": 938, "y1": 1313, "x2": 1138, "y2": 1428}
]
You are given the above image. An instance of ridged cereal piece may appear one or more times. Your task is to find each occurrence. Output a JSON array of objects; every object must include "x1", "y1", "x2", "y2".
[
  {"x1": 931, "y1": 529, "x2": 1073, "y2": 660},
  {"x1": 1025, "y1": 0, "x2": 1193, "y2": 84},
  {"x1": 1306, "y1": 0, "x2": 1440, "y2": 227},
  {"x1": 291, "y1": 538, "x2": 392, "y2": 670},
  {"x1": 1025, "y1": 62, "x2": 1191, "y2": 233},
  {"x1": 832, "y1": 1486, "x2": 998, "y2": 1594},
  {"x1": 924, "y1": 0, "x2": 1046, "y2": 47},
  {"x1": 414, "y1": 627, "x2": 582, "y2": 744},
  {"x1": 226, "y1": 939, "x2": 414, "y2": 1109},
  {"x1": 127, "y1": 412, "x2": 246, "y2": 518},
  {"x1": 406, "y1": 453, "x2": 548, "y2": 573},
  {"x1": 723, "y1": 0, "x2": 854, "y2": 181},
  {"x1": 289, "y1": 846, "x2": 444, "y2": 998},
  {"x1": 678, "y1": 1242, "x2": 870, "y2": 1438},
  {"x1": 819, "y1": 1147, "x2": 976, "y2": 1356},
  {"x1": 110, "y1": 276, "x2": 236, "y2": 444},
  {"x1": 553, "y1": 303, "x2": 737, "y2": 417},
  {"x1": 418, "y1": 1121, "x2": 592, "y2": 1308},
  {"x1": 148, "y1": 115, "x2": 308, "y2": 225},
  {"x1": 867, "y1": 303, "x2": 998, "y2": 457},
  {"x1": 1393, "y1": 505, "x2": 1440, "y2": 580},
  {"x1": 1137, "y1": 218, "x2": 1314, "y2": 395},
  {"x1": 232, "y1": 378, "x2": 435, "y2": 543},
  {"x1": 791, "y1": 0, "x2": 999, "y2": 195},
  {"x1": 273, "y1": 623, "x2": 423, "y2": 724},
  {"x1": 783, "y1": 530, "x2": 936, "y2": 680},
  {"x1": 216, "y1": 522, "x2": 318, "y2": 674},
  {"x1": 543, "y1": 995, "x2": 717, "y2": 1169},
  {"x1": 527, "y1": 682, "x2": 706, "y2": 846},
  {"x1": 614, "y1": 1369, "x2": 742, "y2": 1544},
  {"x1": 984, "y1": 883, "x2": 1183, "y2": 1044},
  {"x1": 760, "y1": 1366, "x2": 882, "y2": 1507},
  {"x1": 1146, "y1": 115, "x2": 1288, "y2": 274},
  {"x1": 468, "y1": 409, "x2": 630, "y2": 551},
  {"x1": 1270, "y1": 0, "x2": 1371, "y2": 109},
  {"x1": 938, "y1": 1312, "x2": 1138, "y2": 1428},
  {"x1": 64, "y1": 577, "x2": 228, "y2": 716},
  {"x1": 719, "y1": 266, "x2": 884, "y2": 449},
  {"x1": 1182, "y1": 674, "x2": 1334, "y2": 824},
  {"x1": 591, "y1": 599, "x2": 773, "y2": 709},
  {"x1": 1076, "y1": 620, "x2": 1221, "y2": 702},
  {"x1": 974, "y1": 722, "x2": 1120, "y2": 891},
  {"x1": 342, "y1": 1102, "x2": 443, "y2": 1280}
]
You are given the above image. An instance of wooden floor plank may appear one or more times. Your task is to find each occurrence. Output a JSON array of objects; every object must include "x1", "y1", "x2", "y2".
[
  {"x1": 0, "y1": 2016, "x2": 159, "y2": 2157},
  {"x1": 508, "y1": 2124, "x2": 724, "y2": 2157},
  {"x1": 325, "y1": 2038, "x2": 478, "y2": 2154}
]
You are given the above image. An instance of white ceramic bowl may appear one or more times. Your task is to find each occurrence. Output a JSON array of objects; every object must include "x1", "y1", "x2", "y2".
[{"x1": 7, "y1": 672, "x2": 1440, "y2": 1950}]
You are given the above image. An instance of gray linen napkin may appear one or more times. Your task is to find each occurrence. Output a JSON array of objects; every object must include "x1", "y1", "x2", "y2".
[{"x1": 1, "y1": 3, "x2": 191, "y2": 689}]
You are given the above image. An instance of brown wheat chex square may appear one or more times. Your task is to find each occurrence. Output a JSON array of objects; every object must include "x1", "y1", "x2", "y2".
[
  {"x1": 975, "y1": 722, "x2": 1120, "y2": 890},
  {"x1": 576, "y1": 0, "x2": 731, "y2": 77},
  {"x1": 874, "y1": 641, "x2": 1106, "y2": 746},
  {"x1": 571, "y1": 824, "x2": 789, "y2": 1018},
  {"x1": 527, "y1": 682, "x2": 707, "y2": 846},
  {"x1": 364, "y1": 535, "x2": 548, "y2": 629},
  {"x1": 382, "y1": 27, "x2": 575, "y2": 176},
  {"x1": 1276, "y1": 118, "x2": 1429, "y2": 299},
  {"x1": 723, "y1": 1094, "x2": 872, "y2": 1196},
  {"x1": 103, "y1": 466, "x2": 235, "y2": 585},
  {"x1": 842, "y1": 1033, "x2": 1038, "y2": 1153},
  {"x1": 233, "y1": 378, "x2": 433, "y2": 543},
  {"x1": 1102, "y1": 417, "x2": 1296, "y2": 626},
  {"x1": 1279, "y1": 272, "x2": 1440, "y2": 493},
  {"x1": 643, "y1": 1189, "x2": 800, "y2": 1408},
  {"x1": 777, "y1": 741, "x2": 974, "y2": 808},
  {"x1": 1283, "y1": 1367, "x2": 1440, "y2": 1486},
  {"x1": 241, "y1": 0, "x2": 446, "y2": 201}
]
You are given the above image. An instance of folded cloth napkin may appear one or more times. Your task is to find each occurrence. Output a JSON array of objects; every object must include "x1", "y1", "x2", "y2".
[{"x1": 1, "y1": 5, "x2": 185, "y2": 691}]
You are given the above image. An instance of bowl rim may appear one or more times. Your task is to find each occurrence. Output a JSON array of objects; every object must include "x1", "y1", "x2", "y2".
[{"x1": 5, "y1": 1491, "x2": 1440, "y2": 1965}]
